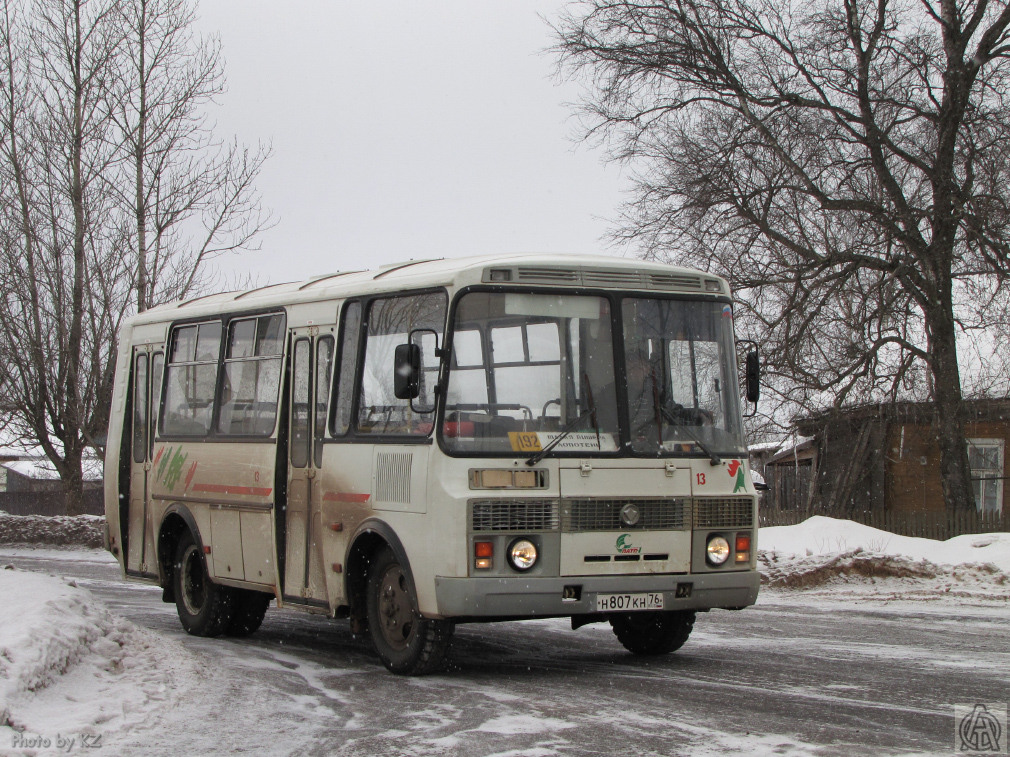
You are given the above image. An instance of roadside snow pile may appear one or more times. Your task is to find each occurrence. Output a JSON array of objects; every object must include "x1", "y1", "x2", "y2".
[
  {"x1": 759, "y1": 516, "x2": 1010, "y2": 599},
  {"x1": 0, "y1": 567, "x2": 197, "y2": 747},
  {"x1": 0, "y1": 513, "x2": 104, "y2": 548}
]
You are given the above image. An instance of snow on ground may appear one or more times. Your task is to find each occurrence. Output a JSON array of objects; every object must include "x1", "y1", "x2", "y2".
[
  {"x1": 759, "y1": 515, "x2": 1010, "y2": 602},
  {"x1": 0, "y1": 566, "x2": 194, "y2": 752},
  {"x1": 0, "y1": 561, "x2": 327, "y2": 756},
  {"x1": 1, "y1": 513, "x2": 1008, "y2": 754}
]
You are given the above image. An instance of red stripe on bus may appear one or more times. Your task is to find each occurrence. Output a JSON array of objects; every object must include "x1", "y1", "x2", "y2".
[
  {"x1": 323, "y1": 492, "x2": 371, "y2": 503},
  {"x1": 184, "y1": 461, "x2": 198, "y2": 492},
  {"x1": 191, "y1": 483, "x2": 273, "y2": 496}
]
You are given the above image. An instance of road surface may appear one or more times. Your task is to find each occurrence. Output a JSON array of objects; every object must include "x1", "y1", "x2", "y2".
[{"x1": 3, "y1": 549, "x2": 1007, "y2": 756}]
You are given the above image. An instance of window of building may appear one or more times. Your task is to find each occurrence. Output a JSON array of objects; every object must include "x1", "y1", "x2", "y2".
[{"x1": 968, "y1": 438, "x2": 1004, "y2": 514}]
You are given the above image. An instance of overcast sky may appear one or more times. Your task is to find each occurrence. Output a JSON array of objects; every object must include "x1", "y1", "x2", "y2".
[{"x1": 191, "y1": 1, "x2": 630, "y2": 285}]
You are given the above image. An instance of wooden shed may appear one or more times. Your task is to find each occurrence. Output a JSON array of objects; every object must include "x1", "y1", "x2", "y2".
[{"x1": 793, "y1": 401, "x2": 1009, "y2": 517}]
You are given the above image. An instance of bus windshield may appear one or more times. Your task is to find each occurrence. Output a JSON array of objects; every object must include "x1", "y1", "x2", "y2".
[
  {"x1": 622, "y1": 298, "x2": 745, "y2": 456},
  {"x1": 442, "y1": 291, "x2": 746, "y2": 457}
]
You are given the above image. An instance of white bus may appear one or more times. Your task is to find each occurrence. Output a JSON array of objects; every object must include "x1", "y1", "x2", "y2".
[{"x1": 104, "y1": 254, "x2": 761, "y2": 674}]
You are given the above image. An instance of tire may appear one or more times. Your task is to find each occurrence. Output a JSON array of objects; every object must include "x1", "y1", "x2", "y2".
[
  {"x1": 225, "y1": 589, "x2": 272, "y2": 637},
  {"x1": 609, "y1": 610, "x2": 696, "y2": 655},
  {"x1": 173, "y1": 530, "x2": 233, "y2": 637},
  {"x1": 365, "y1": 546, "x2": 453, "y2": 675}
]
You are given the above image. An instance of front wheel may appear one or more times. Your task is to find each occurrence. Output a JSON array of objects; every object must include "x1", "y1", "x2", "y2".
[
  {"x1": 174, "y1": 530, "x2": 233, "y2": 637},
  {"x1": 366, "y1": 546, "x2": 453, "y2": 675},
  {"x1": 609, "y1": 610, "x2": 695, "y2": 655}
]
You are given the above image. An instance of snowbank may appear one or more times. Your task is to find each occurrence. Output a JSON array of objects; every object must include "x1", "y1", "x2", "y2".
[
  {"x1": 759, "y1": 516, "x2": 1010, "y2": 597},
  {"x1": 0, "y1": 514, "x2": 105, "y2": 548},
  {"x1": 760, "y1": 515, "x2": 1010, "y2": 572},
  {"x1": 0, "y1": 567, "x2": 197, "y2": 751}
]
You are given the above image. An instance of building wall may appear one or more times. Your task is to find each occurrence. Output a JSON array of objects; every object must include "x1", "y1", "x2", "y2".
[
  {"x1": 4, "y1": 469, "x2": 62, "y2": 493},
  {"x1": 884, "y1": 421, "x2": 1010, "y2": 513},
  {"x1": 809, "y1": 419, "x2": 888, "y2": 514}
]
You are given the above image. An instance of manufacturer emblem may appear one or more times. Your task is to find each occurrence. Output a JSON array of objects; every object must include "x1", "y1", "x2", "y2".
[
  {"x1": 616, "y1": 534, "x2": 642, "y2": 555},
  {"x1": 620, "y1": 503, "x2": 641, "y2": 527}
]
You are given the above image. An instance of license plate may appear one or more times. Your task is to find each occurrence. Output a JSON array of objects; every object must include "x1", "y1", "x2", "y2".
[{"x1": 596, "y1": 592, "x2": 665, "y2": 612}]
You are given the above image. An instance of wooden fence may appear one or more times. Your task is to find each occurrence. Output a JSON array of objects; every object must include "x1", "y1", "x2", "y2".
[
  {"x1": 759, "y1": 503, "x2": 1009, "y2": 540},
  {"x1": 0, "y1": 490, "x2": 104, "y2": 517}
]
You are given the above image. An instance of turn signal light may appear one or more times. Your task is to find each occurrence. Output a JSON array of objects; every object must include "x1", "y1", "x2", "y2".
[
  {"x1": 475, "y1": 541, "x2": 493, "y2": 569},
  {"x1": 735, "y1": 533, "x2": 751, "y2": 563}
]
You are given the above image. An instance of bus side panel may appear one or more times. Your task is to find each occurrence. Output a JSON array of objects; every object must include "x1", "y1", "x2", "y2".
[
  {"x1": 317, "y1": 444, "x2": 374, "y2": 608},
  {"x1": 150, "y1": 440, "x2": 279, "y2": 586}
]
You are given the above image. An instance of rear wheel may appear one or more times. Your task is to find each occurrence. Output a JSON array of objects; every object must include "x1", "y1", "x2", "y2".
[
  {"x1": 173, "y1": 530, "x2": 233, "y2": 637},
  {"x1": 225, "y1": 589, "x2": 272, "y2": 637},
  {"x1": 366, "y1": 546, "x2": 453, "y2": 675},
  {"x1": 609, "y1": 610, "x2": 695, "y2": 655}
]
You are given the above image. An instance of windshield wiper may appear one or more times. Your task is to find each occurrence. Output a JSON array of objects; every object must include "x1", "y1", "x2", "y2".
[
  {"x1": 526, "y1": 378, "x2": 600, "y2": 466},
  {"x1": 524, "y1": 406, "x2": 596, "y2": 466},
  {"x1": 657, "y1": 404, "x2": 722, "y2": 466}
]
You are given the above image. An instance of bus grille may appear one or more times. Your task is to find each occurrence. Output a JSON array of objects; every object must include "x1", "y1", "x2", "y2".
[
  {"x1": 471, "y1": 499, "x2": 560, "y2": 532},
  {"x1": 693, "y1": 497, "x2": 754, "y2": 529},
  {"x1": 561, "y1": 498, "x2": 690, "y2": 531}
]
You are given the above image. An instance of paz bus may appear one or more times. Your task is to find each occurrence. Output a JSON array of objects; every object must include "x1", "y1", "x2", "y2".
[{"x1": 104, "y1": 254, "x2": 761, "y2": 675}]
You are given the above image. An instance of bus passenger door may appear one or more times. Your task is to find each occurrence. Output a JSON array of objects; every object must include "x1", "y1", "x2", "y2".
[
  {"x1": 284, "y1": 330, "x2": 334, "y2": 604},
  {"x1": 127, "y1": 347, "x2": 162, "y2": 577}
]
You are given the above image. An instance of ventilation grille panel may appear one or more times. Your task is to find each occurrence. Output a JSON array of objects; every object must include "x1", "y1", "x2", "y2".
[
  {"x1": 646, "y1": 272, "x2": 705, "y2": 291},
  {"x1": 693, "y1": 497, "x2": 754, "y2": 529},
  {"x1": 491, "y1": 266, "x2": 708, "y2": 293},
  {"x1": 515, "y1": 267, "x2": 579, "y2": 284},
  {"x1": 561, "y1": 498, "x2": 690, "y2": 531},
  {"x1": 471, "y1": 499, "x2": 560, "y2": 532},
  {"x1": 581, "y1": 270, "x2": 642, "y2": 287},
  {"x1": 375, "y1": 452, "x2": 412, "y2": 504}
]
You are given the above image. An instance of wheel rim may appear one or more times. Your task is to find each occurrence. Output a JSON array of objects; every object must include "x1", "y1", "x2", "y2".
[
  {"x1": 180, "y1": 544, "x2": 207, "y2": 616},
  {"x1": 376, "y1": 564, "x2": 415, "y2": 651}
]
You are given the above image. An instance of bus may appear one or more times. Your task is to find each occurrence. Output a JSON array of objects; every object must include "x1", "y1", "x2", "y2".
[{"x1": 104, "y1": 253, "x2": 761, "y2": 675}]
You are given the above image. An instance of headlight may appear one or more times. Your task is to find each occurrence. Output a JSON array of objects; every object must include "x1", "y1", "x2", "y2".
[
  {"x1": 706, "y1": 535, "x2": 730, "y2": 566},
  {"x1": 507, "y1": 538, "x2": 538, "y2": 571}
]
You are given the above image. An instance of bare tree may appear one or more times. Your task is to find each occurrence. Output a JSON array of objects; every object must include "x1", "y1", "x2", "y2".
[
  {"x1": 0, "y1": 0, "x2": 127, "y2": 515},
  {"x1": 111, "y1": 0, "x2": 271, "y2": 312},
  {"x1": 0, "y1": 0, "x2": 269, "y2": 513},
  {"x1": 554, "y1": 0, "x2": 1010, "y2": 511}
]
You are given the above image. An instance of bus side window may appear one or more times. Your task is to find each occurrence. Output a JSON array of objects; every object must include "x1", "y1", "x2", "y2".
[
  {"x1": 331, "y1": 301, "x2": 362, "y2": 436},
  {"x1": 163, "y1": 321, "x2": 221, "y2": 436},
  {"x1": 150, "y1": 352, "x2": 163, "y2": 455},
  {"x1": 314, "y1": 336, "x2": 334, "y2": 467},
  {"x1": 357, "y1": 292, "x2": 446, "y2": 436},
  {"x1": 216, "y1": 313, "x2": 285, "y2": 436},
  {"x1": 290, "y1": 339, "x2": 311, "y2": 468},
  {"x1": 132, "y1": 353, "x2": 148, "y2": 463}
]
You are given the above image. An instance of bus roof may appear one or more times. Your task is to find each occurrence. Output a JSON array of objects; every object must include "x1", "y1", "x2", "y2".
[{"x1": 129, "y1": 253, "x2": 730, "y2": 325}]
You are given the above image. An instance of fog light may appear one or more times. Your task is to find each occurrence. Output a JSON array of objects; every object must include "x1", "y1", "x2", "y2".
[
  {"x1": 706, "y1": 535, "x2": 730, "y2": 565},
  {"x1": 507, "y1": 538, "x2": 537, "y2": 571}
]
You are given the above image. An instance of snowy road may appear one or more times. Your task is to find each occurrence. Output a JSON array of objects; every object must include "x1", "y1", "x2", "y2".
[{"x1": 3, "y1": 548, "x2": 1009, "y2": 757}]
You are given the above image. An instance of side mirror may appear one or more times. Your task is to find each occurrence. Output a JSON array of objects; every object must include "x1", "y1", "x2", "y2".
[
  {"x1": 745, "y1": 350, "x2": 760, "y2": 404},
  {"x1": 393, "y1": 343, "x2": 421, "y2": 400}
]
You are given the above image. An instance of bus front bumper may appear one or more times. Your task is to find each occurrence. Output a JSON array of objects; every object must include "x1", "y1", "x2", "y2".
[{"x1": 433, "y1": 570, "x2": 759, "y2": 619}]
